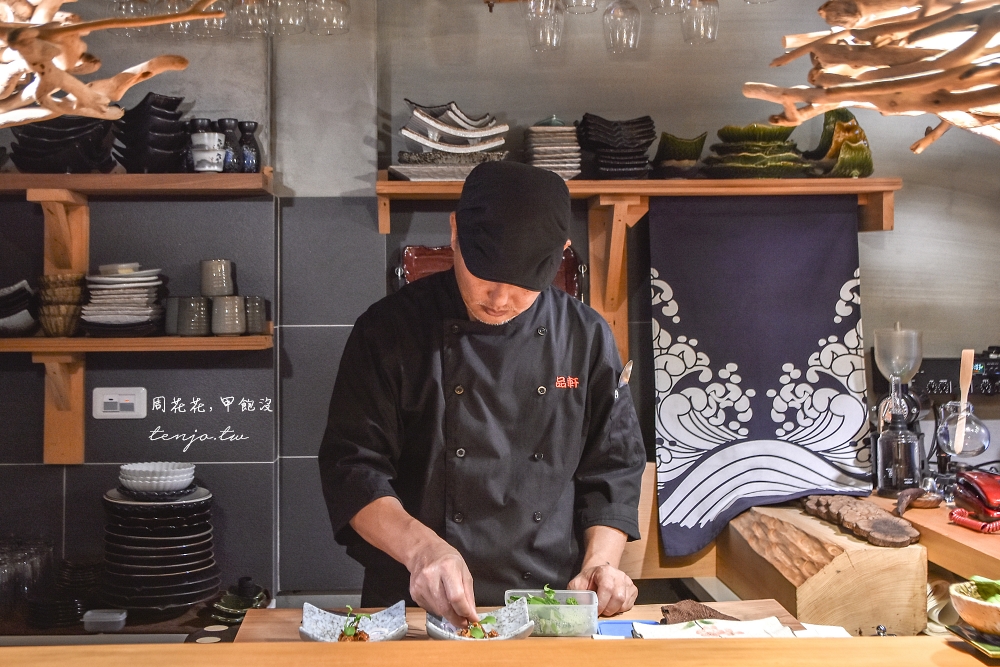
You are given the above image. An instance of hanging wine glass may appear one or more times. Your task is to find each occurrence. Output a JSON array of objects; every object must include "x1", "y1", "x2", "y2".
[
  {"x1": 109, "y1": 0, "x2": 152, "y2": 37},
  {"x1": 156, "y1": 0, "x2": 192, "y2": 38},
  {"x1": 681, "y1": 0, "x2": 719, "y2": 44},
  {"x1": 193, "y1": 0, "x2": 231, "y2": 37},
  {"x1": 603, "y1": 0, "x2": 640, "y2": 53},
  {"x1": 522, "y1": 0, "x2": 565, "y2": 53},
  {"x1": 650, "y1": 0, "x2": 686, "y2": 15},
  {"x1": 565, "y1": 0, "x2": 596, "y2": 13},
  {"x1": 308, "y1": 0, "x2": 349, "y2": 35},
  {"x1": 270, "y1": 0, "x2": 306, "y2": 34},
  {"x1": 232, "y1": 0, "x2": 270, "y2": 37}
]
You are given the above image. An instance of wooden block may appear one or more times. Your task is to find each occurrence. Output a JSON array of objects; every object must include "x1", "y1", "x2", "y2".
[
  {"x1": 716, "y1": 505, "x2": 926, "y2": 636},
  {"x1": 620, "y1": 463, "x2": 716, "y2": 579}
]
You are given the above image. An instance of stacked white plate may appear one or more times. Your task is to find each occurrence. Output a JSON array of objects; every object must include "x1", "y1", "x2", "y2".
[
  {"x1": 81, "y1": 267, "x2": 164, "y2": 334},
  {"x1": 391, "y1": 100, "x2": 510, "y2": 181},
  {"x1": 525, "y1": 125, "x2": 581, "y2": 180},
  {"x1": 120, "y1": 462, "x2": 195, "y2": 492}
]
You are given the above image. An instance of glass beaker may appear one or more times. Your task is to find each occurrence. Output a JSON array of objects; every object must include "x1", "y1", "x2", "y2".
[
  {"x1": 232, "y1": 0, "x2": 270, "y2": 37},
  {"x1": 270, "y1": 0, "x2": 306, "y2": 34},
  {"x1": 604, "y1": 0, "x2": 640, "y2": 53},
  {"x1": 522, "y1": 0, "x2": 565, "y2": 52},
  {"x1": 938, "y1": 401, "x2": 991, "y2": 457},
  {"x1": 681, "y1": 0, "x2": 718, "y2": 44}
]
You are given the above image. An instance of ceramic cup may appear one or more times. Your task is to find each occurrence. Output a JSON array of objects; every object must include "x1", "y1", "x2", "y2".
[
  {"x1": 212, "y1": 296, "x2": 246, "y2": 336},
  {"x1": 164, "y1": 297, "x2": 180, "y2": 335},
  {"x1": 201, "y1": 259, "x2": 234, "y2": 297},
  {"x1": 244, "y1": 296, "x2": 267, "y2": 334},
  {"x1": 177, "y1": 297, "x2": 211, "y2": 336},
  {"x1": 192, "y1": 148, "x2": 225, "y2": 172},
  {"x1": 191, "y1": 132, "x2": 225, "y2": 149}
]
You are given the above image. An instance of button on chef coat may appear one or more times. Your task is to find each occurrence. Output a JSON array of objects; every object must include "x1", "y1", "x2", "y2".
[{"x1": 318, "y1": 269, "x2": 645, "y2": 607}]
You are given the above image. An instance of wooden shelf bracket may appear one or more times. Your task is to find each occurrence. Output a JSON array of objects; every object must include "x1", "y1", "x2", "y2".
[
  {"x1": 588, "y1": 194, "x2": 649, "y2": 363},
  {"x1": 32, "y1": 352, "x2": 85, "y2": 464},
  {"x1": 25, "y1": 188, "x2": 90, "y2": 464}
]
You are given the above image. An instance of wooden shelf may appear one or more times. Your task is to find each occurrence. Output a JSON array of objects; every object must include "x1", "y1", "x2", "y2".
[
  {"x1": 377, "y1": 170, "x2": 903, "y2": 363},
  {"x1": 0, "y1": 335, "x2": 274, "y2": 353},
  {"x1": 0, "y1": 168, "x2": 273, "y2": 197},
  {"x1": 377, "y1": 174, "x2": 903, "y2": 201},
  {"x1": 6, "y1": 178, "x2": 276, "y2": 465}
]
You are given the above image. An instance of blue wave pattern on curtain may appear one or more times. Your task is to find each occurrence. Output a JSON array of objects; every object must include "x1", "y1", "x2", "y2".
[{"x1": 648, "y1": 195, "x2": 871, "y2": 557}]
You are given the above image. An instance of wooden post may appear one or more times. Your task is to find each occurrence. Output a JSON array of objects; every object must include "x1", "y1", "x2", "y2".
[
  {"x1": 26, "y1": 188, "x2": 89, "y2": 464},
  {"x1": 587, "y1": 194, "x2": 648, "y2": 363}
]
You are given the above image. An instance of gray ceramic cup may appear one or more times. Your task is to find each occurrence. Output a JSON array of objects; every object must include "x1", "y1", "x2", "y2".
[
  {"x1": 177, "y1": 297, "x2": 211, "y2": 336},
  {"x1": 245, "y1": 296, "x2": 267, "y2": 334},
  {"x1": 164, "y1": 297, "x2": 180, "y2": 335},
  {"x1": 212, "y1": 296, "x2": 246, "y2": 336},
  {"x1": 201, "y1": 259, "x2": 234, "y2": 297}
]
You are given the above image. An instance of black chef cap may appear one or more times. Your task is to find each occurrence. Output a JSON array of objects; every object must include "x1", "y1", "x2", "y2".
[{"x1": 456, "y1": 161, "x2": 571, "y2": 292}]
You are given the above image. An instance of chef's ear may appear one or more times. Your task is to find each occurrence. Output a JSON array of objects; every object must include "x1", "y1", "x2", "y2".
[
  {"x1": 564, "y1": 239, "x2": 571, "y2": 250},
  {"x1": 450, "y1": 212, "x2": 458, "y2": 251}
]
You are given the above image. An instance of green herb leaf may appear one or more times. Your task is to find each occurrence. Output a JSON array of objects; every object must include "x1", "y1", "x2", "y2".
[
  {"x1": 480, "y1": 615, "x2": 497, "y2": 625},
  {"x1": 469, "y1": 625, "x2": 485, "y2": 639},
  {"x1": 566, "y1": 597, "x2": 578, "y2": 605},
  {"x1": 345, "y1": 605, "x2": 354, "y2": 615},
  {"x1": 343, "y1": 625, "x2": 356, "y2": 636},
  {"x1": 972, "y1": 576, "x2": 1000, "y2": 604}
]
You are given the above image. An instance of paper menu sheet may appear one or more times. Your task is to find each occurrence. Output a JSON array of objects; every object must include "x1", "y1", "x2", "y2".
[{"x1": 631, "y1": 617, "x2": 851, "y2": 639}]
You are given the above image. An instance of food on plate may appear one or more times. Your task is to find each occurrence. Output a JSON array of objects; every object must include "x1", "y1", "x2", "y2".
[
  {"x1": 457, "y1": 615, "x2": 498, "y2": 639},
  {"x1": 972, "y1": 576, "x2": 1000, "y2": 604},
  {"x1": 338, "y1": 605, "x2": 372, "y2": 642}
]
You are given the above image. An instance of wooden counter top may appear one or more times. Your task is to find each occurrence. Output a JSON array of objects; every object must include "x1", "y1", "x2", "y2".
[
  {"x1": 234, "y1": 600, "x2": 803, "y2": 643},
  {"x1": 0, "y1": 636, "x2": 992, "y2": 666},
  {"x1": 868, "y1": 496, "x2": 1000, "y2": 579}
]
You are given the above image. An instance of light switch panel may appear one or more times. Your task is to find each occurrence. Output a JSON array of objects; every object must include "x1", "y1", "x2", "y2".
[{"x1": 93, "y1": 387, "x2": 147, "y2": 419}]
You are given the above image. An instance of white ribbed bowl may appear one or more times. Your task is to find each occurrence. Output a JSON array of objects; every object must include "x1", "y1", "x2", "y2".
[
  {"x1": 119, "y1": 470, "x2": 195, "y2": 481},
  {"x1": 119, "y1": 477, "x2": 194, "y2": 492},
  {"x1": 120, "y1": 462, "x2": 194, "y2": 477}
]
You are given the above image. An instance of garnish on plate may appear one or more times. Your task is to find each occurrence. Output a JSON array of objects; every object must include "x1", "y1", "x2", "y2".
[
  {"x1": 338, "y1": 605, "x2": 372, "y2": 642},
  {"x1": 458, "y1": 615, "x2": 498, "y2": 639}
]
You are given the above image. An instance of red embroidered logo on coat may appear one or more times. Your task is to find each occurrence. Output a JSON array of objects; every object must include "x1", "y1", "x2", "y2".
[{"x1": 555, "y1": 376, "x2": 580, "y2": 388}]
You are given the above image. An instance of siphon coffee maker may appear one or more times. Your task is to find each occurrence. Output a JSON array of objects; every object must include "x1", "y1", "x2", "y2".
[{"x1": 872, "y1": 323, "x2": 925, "y2": 497}]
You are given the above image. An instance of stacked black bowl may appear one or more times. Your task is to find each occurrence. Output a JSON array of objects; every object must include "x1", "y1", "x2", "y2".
[
  {"x1": 113, "y1": 92, "x2": 187, "y2": 174},
  {"x1": 25, "y1": 595, "x2": 87, "y2": 629},
  {"x1": 577, "y1": 113, "x2": 656, "y2": 179},
  {"x1": 100, "y1": 486, "x2": 219, "y2": 615},
  {"x1": 9, "y1": 116, "x2": 115, "y2": 174}
]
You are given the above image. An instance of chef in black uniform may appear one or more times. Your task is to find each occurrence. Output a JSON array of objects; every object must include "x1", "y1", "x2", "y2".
[{"x1": 318, "y1": 161, "x2": 645, "y2": 628}]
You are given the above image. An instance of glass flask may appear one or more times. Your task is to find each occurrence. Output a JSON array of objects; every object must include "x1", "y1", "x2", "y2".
[
  {"x1": 875, "y1": 416, "x2": 925, "y2": 497},
  {"x1": 938, "y1": 401, "x2": 991, "y2": 457}
]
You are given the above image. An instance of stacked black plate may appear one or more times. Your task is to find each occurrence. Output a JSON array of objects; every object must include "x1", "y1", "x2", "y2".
[
  {"x1": 55, "y1": 560, "x2": 102, "y2": 599},
  {"x1": 100, "y1": 486, "x2": 219, "y2": 614},
  {"x1": 0, "y1": 280, "x2": 37, "y2": 337},
  {"x1": 577, "y1": 113, "x2": 656, "y2": 179},
  {"x1": 9, "y1": 116, "x2": 115, "y2": 174},
  {"x1": 25, "y1": 595, "x2": 87, "y2": 628},
  {"x1": 113, "y1": 93, "x2": 187, "y2": 174}
]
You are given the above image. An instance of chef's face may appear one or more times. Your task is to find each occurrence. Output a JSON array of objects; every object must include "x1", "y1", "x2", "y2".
[{"x1": 450, "y1": 213, "x2": 544, "y2": 326}]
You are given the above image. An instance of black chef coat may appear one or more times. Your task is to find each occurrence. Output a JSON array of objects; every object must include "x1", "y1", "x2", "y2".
[{"x1": 317, "y1": 269, "x2": 645, "y2": 606}]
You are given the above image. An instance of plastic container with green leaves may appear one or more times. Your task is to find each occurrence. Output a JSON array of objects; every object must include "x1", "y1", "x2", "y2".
[{"x1": 504, "y1": 586, "x2": 598, "y2": 637}]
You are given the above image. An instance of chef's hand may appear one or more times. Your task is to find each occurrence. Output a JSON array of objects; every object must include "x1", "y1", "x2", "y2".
[
  {"x1": 568, "y1": 525, "x2": 637, "y2": 616},
  {"x1": 349, "y1": 497, "x2": 479, "y2": 629},
  {"x1": 407, "y1": 539, "x2": 479, "y2": 629},
  {"x1": 568, "y1": 563, "x2": 638, "y2": 616}
]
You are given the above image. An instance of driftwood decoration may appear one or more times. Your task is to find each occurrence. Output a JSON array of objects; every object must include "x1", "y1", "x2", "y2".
[
  {"x1": 743, "y1": 0, "x2": 1000, "y2": 153},
  {"x1": 0, "y1": 0, "x2": 224, "y2": 129}
]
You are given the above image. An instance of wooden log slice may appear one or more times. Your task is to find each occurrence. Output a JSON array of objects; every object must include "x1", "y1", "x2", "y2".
[{"x1": 854, "y1": 516, "x2": 921, "y2": 547}]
